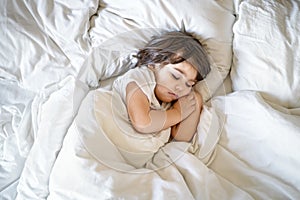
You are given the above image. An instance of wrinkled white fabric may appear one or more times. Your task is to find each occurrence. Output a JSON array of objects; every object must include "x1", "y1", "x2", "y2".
[
  {"x1": 210, "y1": 91, "x2": 300, "y2": 199},
  {"x1": 16, "y1": 77, "x2": 88, "y2": 200},
  {"x1": 45, "y1": 89, "x2": 300, "y2": 200},
  {"x1": 0, "y1": 79, "x2": 34, "y2": 198},
  {"x1": 1, "y1": 0, "x2": 98, "y2": 198},
  {"x1": 231, "y1": 0, "x2": 300, "y2": 108}
]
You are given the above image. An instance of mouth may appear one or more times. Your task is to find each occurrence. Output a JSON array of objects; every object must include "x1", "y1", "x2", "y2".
[{"x1": 168, "y1": 92, "x2": 179, "y2": 99}]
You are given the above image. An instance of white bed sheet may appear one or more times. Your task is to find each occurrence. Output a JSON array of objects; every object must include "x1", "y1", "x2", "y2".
[
  {"x1": 231, "y1": 0, "x2": 300, "y2": 108},
  {"x1": 16, "y1": 81, "x2": 300, "y2": 199},
  {"x1": 0, "y1": 0, "x2": 98, "y2": 198},
  {"x1": 0, "y1": 79, "x2": 34, "y2": 199}
]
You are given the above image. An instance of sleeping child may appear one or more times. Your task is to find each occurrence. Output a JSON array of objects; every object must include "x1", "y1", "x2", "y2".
[{"x1": 94, "y1": 31, "x2": 211, "y2": 167}]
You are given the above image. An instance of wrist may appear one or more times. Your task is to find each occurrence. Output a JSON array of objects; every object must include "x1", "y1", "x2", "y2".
[{"x1": 166, "y1": 108, "x2": 182, "y2": 125}]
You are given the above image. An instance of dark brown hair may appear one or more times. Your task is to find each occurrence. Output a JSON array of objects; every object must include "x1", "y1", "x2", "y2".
[{"x1": 134, "y1": 31, "x2": 210, "y2": 81}]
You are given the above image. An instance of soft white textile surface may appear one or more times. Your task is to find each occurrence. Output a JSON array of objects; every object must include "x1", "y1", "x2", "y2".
[
  {"x1": 0, "y1": 79, "x2": 35, "y2": 199},
  {"x1": 0, "y1": 80, "x2": 35, "y2": 156},
  {"x1": 16, "y1": 76, "x2": 88, "y2": 200},
  {"x1": 231, "y1": 0, "x2": 300, "y2": 108},
  {"x1": 1, "y1": 0, "x2": 97, "y2": 198},
  {"x1": 211, "y1": 91, "x2": 300, "y2": 199},
  {"x1": 16, "y1": 83, "x2": 300, "y2": 199},
  {"x1": 0, "y1": 0, "x2": 98, "y2": 91}
]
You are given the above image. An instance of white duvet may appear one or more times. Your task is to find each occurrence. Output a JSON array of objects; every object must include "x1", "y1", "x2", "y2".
[
  {"x1": 231, "y1": 0, "x2": 300, "y2": 108},
  {"x1": 15, "y1": 77, "x2": 300, "y2": 200}
]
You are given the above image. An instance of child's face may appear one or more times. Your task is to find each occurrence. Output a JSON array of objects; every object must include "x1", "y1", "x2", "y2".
[{"x1": 152, "y1": 61, "x2": 198, "y2": 103}]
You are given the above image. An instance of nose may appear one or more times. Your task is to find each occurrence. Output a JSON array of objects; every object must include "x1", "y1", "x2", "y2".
[
  {"x1": 175, "y1": 78, "x2": 186, "y2": 92},
  {"x1": 175, "y1": 84, "x2": 182, "y2": 92},
  {"x1": 175, "y1": 82, "x2": 191, "y2": 97}
]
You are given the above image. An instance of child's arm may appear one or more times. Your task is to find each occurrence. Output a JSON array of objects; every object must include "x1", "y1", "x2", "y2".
[
  {"x1": 126, "y1": 81, "x2": 196, "y2": 134},
  {"x1": 170, "y1": 91, "x2": 202, "y2": 142}
]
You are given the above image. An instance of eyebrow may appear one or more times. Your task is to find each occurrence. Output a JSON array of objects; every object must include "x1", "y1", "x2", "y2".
[{"x1": 174, "y1": 68, "x2": 197, "y2": 83}]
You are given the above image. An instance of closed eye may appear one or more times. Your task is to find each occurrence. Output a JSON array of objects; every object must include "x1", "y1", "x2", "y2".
[
  {"x1": 186, "y1": 81, "x2": 195, "y2": 88},
  {"x1": 185, "y1": 82, "x2": 192, "y2": 87},
  {"x1": 172, "y1": 73, "x2": 180, "y2": 80}
]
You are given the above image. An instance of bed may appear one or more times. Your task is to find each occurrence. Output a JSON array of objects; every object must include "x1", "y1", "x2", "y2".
[{"x1": 1, "y1": 0, "x2": 300, "y2": 199}]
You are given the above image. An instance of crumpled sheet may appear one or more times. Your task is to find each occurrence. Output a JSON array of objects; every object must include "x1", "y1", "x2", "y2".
[{"x1": 16, "y1": 78, "x2": 300, "y2": 199}]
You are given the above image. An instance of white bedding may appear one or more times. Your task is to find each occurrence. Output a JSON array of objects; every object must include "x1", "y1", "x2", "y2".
[
  {"x1": 231, "y1": 0, "x2": 300, "y2": 108},
  {"x1": 16, "y1": 82, "x2": 300, "y2": 199},
  {"x1": 46, "y1": 90, "x2": 300, "y2": 199},
  {"x1": 1, "y1": 0, "x2": 300, "y2": 199}
]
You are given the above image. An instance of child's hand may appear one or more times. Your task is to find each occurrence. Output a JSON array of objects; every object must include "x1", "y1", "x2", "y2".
[{"x1": 173, "y1": 92, "x2": 196, "y2": 121}]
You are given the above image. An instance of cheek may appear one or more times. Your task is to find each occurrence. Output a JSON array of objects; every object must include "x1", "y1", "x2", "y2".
[
  {"x1": 180, "y1": 88, "x2": 192, "y2": 97},
  {"x1": 156, "y1": 74, "x2": 173, "y2": 86},
  {"x1": 154, "y1": 86, "x2": 172, "y2": 102}
]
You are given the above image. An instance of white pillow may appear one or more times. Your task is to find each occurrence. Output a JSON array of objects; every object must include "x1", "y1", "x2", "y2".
[
  {"x1": 84, "y1": 0, "x2": 235, "y2": 101},
  {"x1": 231, "y1": 0, "x2": 300, "y2": 108}
]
